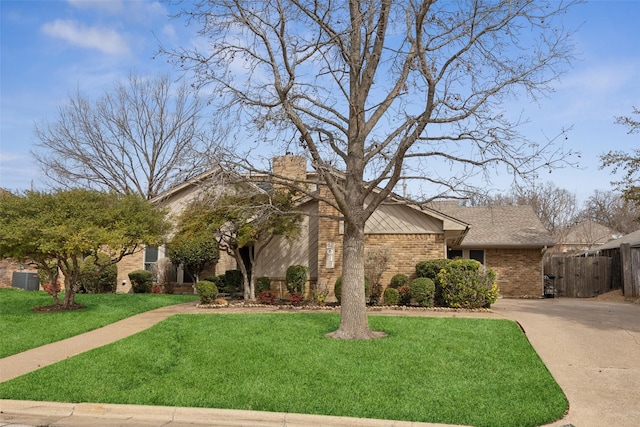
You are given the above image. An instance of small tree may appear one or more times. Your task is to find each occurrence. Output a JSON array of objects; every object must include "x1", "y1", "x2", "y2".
[
  {"x1": 0, "y1": 189, "x2": 168, "y2": 308},
  {"x1": 188, "y1": 187, "x2": 302, "y2": 301},
  {"x1": 364, "y1": 248, "x2": 392, "y2": 305},
  {"x1": 166, "y1": 217, "x2": 220, "y2": 286}
]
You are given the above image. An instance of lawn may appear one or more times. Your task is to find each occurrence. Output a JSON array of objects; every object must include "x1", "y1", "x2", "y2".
[
  {"x1": 0, "y1": 312, "x2": 568, "y2": 427},
  {"x1": 0, "y1": 288, "x2": 198, "y2": 358}
]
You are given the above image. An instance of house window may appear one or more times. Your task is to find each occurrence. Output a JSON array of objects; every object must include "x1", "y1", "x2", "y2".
[
  {"x1": 144, "y1": 246, "x2": 159, "y2": 272},
  {"x1": 447, "y1": 249, "x2": 463, "y2": 259},
  {"x1": 469, "y1": 250, "x2": 485, "y2": 264},
  {"x1": 447, "y1": 249, "x2": 485, "y2": 265}
]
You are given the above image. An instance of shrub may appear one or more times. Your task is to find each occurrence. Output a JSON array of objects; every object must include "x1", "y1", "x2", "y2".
[
  {"x1": 285, "y1": 265, "x2": 308, "y2": 296},
  {"x1": 334, "y1": 276, "x2": 371, "y2": 304},
  {"x1": 310, "y1": 281, "x2": 329, "y2": 304},
  {"x1": 389, "y1": 274, "x2": 409, "y2": 289},
  {"x1": 79, "y1": 253, "x2": 118, "y2": 293},
  {"x1": 196, "y1": 280, "x2": 219, "y2": 304},
  {"x1": 289, "y1": 292, "x2": 303, "y2": 305},
  {"x1": 398, "y1": 285, "x2": 412, "y2": 305},
  {"x1": 436, "y1": 259, "x2": 499, "y2": 309},
  {"x1": 256, "y1": 276, "x2": 271, "y2": 293},
  {"x1": 383, "y1": 287, "x2": 399, "y2": 305},
  {"x1": 224, "y1": 270, "x2": 244, "y2": 296},
  {"x1": 416, "y1": 259, "x2": 450, "y2": 279},
  {"x1": 411, "y1": 278, "x2": 435, "y2": 307},
  {"x1": 129, "y1": 270, "x2": 154, "y2": 293},
  {"x1": 258, "y1": 290, "x2": 277, "y2": 305},
  {"x1": 42, "y1": 281, "x2": 61, "y2": 296}
]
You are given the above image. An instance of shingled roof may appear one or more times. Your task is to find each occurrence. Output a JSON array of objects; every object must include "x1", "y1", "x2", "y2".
[{"x1": 429, "y1": 203, "x2": 555, "y2": 248}]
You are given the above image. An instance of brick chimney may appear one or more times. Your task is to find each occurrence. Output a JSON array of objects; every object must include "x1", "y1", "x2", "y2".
[{"x1": 272, "y1": 155, "x2": 307, "y2": 185}]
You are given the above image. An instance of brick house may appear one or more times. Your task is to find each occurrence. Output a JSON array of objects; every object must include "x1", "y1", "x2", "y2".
[
  {"x1": 119, "y1": 156, "x2": 554, "y2": 298},
  {"x1": 429, "y1": 202, "x2": 555, "y2": 297}
]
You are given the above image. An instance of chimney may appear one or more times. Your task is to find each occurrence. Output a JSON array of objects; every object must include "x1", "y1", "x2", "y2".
[{"x1": 272, "y1": 155, "x2": 307, "y2": 187}]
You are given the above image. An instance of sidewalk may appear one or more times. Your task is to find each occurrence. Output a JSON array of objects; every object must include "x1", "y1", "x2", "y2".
[{"x1": 2, "y1": 297, "x2": 639, "y2": 426}]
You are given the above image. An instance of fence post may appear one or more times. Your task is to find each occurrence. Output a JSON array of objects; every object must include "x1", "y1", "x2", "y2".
[{"x1": 621, "y1": 243, "x2": 632, "y2": 297}]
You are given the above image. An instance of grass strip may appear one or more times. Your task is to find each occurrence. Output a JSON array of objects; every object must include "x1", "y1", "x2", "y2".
[
  {"x1": 0, "y1": 288, "x2": 198, "y2": 357},
  {"x1": 0, "y1": 313, "x2": 567, "y2": 427}
]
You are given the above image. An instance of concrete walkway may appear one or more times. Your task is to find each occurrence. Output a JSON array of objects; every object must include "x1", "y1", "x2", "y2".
[{"x1": 1, "y1": 297, "x2": 638, "y2": 426}]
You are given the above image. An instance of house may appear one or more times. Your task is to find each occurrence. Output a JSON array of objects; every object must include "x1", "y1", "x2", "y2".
[
  {"x1": 552, "y1": 220, "x2": 620, "y2": 254},
  {"x1": 427, "y1": 202, "x2": 555, "y2": 297},
  {"x1": 117, "y1": 156, "x2": 554, "y2": 298}
]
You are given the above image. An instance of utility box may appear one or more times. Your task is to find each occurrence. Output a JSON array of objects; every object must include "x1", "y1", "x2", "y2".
[{"x1": 12, "y1": 271, "x2": 40, "y2": 291}]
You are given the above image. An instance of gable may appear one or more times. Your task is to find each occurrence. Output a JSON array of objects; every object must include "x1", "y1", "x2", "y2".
[{"x1": 365, "y1": 202, "x2": 443, "y2": 234}]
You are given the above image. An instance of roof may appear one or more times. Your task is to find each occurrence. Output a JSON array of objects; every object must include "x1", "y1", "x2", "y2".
[
  {"x1": 562, "y1": 220, "x2": 620, "y2": 246},
  {"x1": 428, "y1": 203, "x2": 555, "y2": 248},
  {"x1": 591, "y1": 229, "x2": 640, "y2": 251}
]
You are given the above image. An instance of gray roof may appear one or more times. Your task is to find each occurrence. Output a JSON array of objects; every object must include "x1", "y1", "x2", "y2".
[
  {"x1": 429, "y1": 203, "x2": 555, "y2": 248},
  {"x1": 592, "y1": 229, "x2": 640, "y2": 251}
]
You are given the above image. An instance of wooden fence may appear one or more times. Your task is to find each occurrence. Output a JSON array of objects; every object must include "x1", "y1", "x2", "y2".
[{"x1": 543, "y1": 255, "x2": 619, "y2": 298}]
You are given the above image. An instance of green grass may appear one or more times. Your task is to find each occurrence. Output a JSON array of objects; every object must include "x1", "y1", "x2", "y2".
[
  {"x1": 0, "y1": 313, "x2": 567, "y2": 427},
  {"x1": 0, "y1": 288, "x2": 198, "y2": 358}
]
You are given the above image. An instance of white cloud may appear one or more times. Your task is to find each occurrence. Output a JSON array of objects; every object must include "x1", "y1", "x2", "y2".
[
  {"x1": 41, "y1": 19, "x2": 130, "y2": 56},
  {"x1": 66, "y1": 0, "x2": 125, "y2": 14}
]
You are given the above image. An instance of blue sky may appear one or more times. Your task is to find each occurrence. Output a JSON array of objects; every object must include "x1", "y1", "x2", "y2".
[{"x1": 1, "y1": 0, "x2": 639, "y2": 204}]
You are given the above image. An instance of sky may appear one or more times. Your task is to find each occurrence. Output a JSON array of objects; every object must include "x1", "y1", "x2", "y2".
[{"x1": 1, "y1": 0, "x2": 639, "y2": 205}]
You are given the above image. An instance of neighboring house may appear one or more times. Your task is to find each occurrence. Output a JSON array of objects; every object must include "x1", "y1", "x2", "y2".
[
  {"x1": 117, "y1": 156, "x2": 554, "y2": 298},
  {"x1": 552, "y1": 220, "x2": 620, "y2": 254},
  {"x1": 428, "y1": 202, "x2": 555, "y2": 297}
]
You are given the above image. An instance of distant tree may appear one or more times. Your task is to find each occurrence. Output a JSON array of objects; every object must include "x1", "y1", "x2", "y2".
[
  {"x1": 577, "y1": 190, "x2": 640, "y2": 234},
  {"x1": 166, "y1": 214, "x2": 220, "y2": 286},
  {"x1": 32, "y1": 73, "x2": 223, "y2": 200},
  {"x1": 0, "y1": 189, "x2": 168, "y2": 308},
  {"x1": 600, "y1": 107, "x2": 640, "y2": 211},
  {"x1": 467, "y1": 182, "x2": 578, "y2": 235},
  {"x1": 167, "y1": 0, "x2": 580, "y2": 338},
  {"x1": 183, "y1": 186, "x2": 302, "y2": 300}
]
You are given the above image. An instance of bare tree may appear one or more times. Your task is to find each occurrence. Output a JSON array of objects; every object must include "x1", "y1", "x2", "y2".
[
  {"x1": 468, "y1": 182, "x2": 579, "y2": 235},
  {"x1": 33, "y1": 73, "x2": 223, "y2": 199},
  {"x1": 600, "y1": 107, "x2": 640, "y2": 210},
  {"x1": 578, "y1": 190, "x2": 640, "y2": 235},
  {"x1": 167, "y1": 0, "x2": 580, "y2": 339}
]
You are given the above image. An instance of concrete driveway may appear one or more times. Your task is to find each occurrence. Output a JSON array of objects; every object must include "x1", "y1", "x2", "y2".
[{"x1": 491, "y1": 297, "x2": 640, "y2": 427}]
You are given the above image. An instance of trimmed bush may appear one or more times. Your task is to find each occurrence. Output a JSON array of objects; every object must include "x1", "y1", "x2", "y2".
[
  {"x1": 397, "y1": 285, "x2": 412, "y2": 306},
  {"x1": 389, "y1": 274, "x2": 409, "y2": 289},
  {"x1": 383, "y1": 287, "x2": 399, "y2": 305},
  {"x1": 79, "y1": 253, "x2": 117, "y2": 293},
  {"x1": 411, "y1": 277, "x2": 435, "y2": 307},
  {"x1": 224, "y1": 270, "x2": 244, "y2": 296},
  {"x1": 334, "y1": 276, "x2": 371, "y2": 304},
  {"x1": 256, "y1": 276, "x2": 271, "y2": 293},
  {"x1": 196, "y1": 280, "x2": 219, "y2": 304},
  {"x1": 128, "y1": 270, "x2": 154, "y2": 293},
  {"x1": 286, "y1": 265, "x2": 308, "y2": 296},
  {"x1": 436, "y1": 259, "x2": 499, "y2": 308}
]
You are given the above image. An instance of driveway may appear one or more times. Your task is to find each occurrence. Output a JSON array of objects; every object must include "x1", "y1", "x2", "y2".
[{"x1": 491, "y1": 297, "x2": 640, "y2": 427}]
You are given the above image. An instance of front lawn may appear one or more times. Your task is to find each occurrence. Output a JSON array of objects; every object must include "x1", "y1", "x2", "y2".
[
  {"x1": 0, "y1": 288, "x2": 198, "y2": 358},
  {"x1": 0, "y1": 313, "x2": 568, "y2": 427}
]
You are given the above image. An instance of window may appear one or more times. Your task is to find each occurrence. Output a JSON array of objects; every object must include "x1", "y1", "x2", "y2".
[
  {"x1": 144, "y1": 246, "x2": 159, "y2": 272},
  {"x1": 447, "y1": 248, "x2": 485, "y2": 265},
  {"x1": 469, "y1": 250, "x2": 485, "y2": 264},
  {"x1": 447, "y1": 249, "x2": 463, "y2": 259}
]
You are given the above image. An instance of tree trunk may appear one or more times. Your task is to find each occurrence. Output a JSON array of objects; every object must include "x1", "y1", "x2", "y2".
[
  {"x1": 62, "y1": 276, "x2": 76, "y2": 308},
  {"x1": 326, "y1": 222, "x2": 386, "y2": 340}
]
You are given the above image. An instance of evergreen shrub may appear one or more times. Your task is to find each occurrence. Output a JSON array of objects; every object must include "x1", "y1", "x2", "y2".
[{"x1": 129, "y1": 270, "x2": 153, "y2": 293}]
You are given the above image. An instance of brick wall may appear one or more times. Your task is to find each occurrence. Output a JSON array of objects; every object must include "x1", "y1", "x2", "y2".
[
  {"x1": 116, "y1": 249, "x2": 144, "y2": 293},
  {"x1": 485, "y1": 248, "x2": 543, "y2": 297}
]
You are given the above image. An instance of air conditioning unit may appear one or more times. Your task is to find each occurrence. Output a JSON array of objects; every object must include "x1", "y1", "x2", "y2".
[{"x1": 11, "y1": 272, "x2": 40, "y2": 291}]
